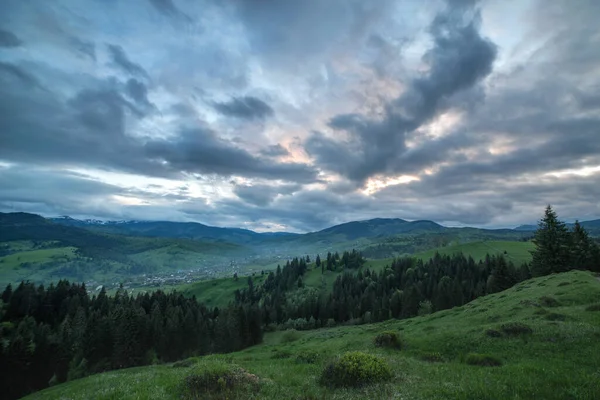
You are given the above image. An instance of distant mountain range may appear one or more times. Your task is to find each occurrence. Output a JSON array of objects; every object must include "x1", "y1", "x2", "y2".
[
  {"x1": 49, "y1": 214, "x2": 600, "y2": 240},
  {"x1": 2, "y1": 211, "x2": 598, "y2": 287}
]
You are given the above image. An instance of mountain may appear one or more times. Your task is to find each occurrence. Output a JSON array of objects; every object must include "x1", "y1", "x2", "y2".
[
  {"x1": 310, "y1": 218, "x2": 445, "y2": 240},
  {"x1": 514, "y1": 220, "x2": 600, "y2": 235},
  {"x1": 51, "y1": 216, "x2": 264, "y2": 244}
]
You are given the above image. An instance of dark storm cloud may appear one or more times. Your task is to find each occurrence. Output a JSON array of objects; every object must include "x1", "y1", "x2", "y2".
[
  {"x1": 107, "y1": 44, "x2": 149, "y2": 79},
  {"x1": 260, "y1": 144, "x2": 290, "y2": 157},
  {"x1": 305, "y1": 2, "x2": 497, "y2": 183},
  {"x1": 125, "y1": 78, "x2": 156, "y2": 112},
  {"x1": 147, "y1": 0, "x2": 192, "y2": 22},
  {"x1": 144, "y1": 128, "x2": 318, "y2": 182},
  {"x1": 213, "y1": 96, "x2": 274, "y2": 120},
  {"x1": 0, "y1": 29, "x2": 22, "y2": 47},
  {"x1": 70, "y1": 37, "x2": 96, "y2": 61},
  {"x1": 0, "y1": 61, "x2": 315, "y2": 183},
  {"x1": 0, "y1": 62, "x2": 40, "y2": 88}
]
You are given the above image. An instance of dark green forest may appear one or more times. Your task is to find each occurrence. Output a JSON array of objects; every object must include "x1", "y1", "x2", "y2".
[
  {"x1": 0, "y1": 283, "x2": 262, "y2": 399},
  {"x1": 1, "y1": 206, "x2": 598, "y2": 399}
]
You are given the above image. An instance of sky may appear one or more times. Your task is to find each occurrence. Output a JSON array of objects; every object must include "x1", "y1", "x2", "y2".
[{"x1": 1, "y1": 0, "x2": 599, "y2": 232}]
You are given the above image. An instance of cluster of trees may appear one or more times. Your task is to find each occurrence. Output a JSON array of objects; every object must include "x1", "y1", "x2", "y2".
[
  {"x1": 0, "y1": 281, "x2": 262, "y2": 400},
  {"x1": 315, "y1": 250, "x2": 366, "y2": 272},
  {"x1": 236, "y1": 252, "x2": 529, "y2": 328},
  {"x1": 531, "y1": 206, "x2": 600, "y2": 275}
]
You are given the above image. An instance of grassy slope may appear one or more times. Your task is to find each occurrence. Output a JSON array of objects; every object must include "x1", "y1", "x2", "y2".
[
  {"x1": 25, "y1": 270, "x2": 600, "y2": 400},
  {"x1": 179, "y1": 240, "x2": 532, "y2": 305},
  {"x1": 414, "y1": 240, "x2": 534, "y2": 265},
  {"x1": 179, "y1": 274, "x2": 268, "y2": 307}
]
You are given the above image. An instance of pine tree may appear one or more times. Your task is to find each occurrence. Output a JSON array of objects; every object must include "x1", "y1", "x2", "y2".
[
  {"x1": 570, "y1": 221, "x2": 596, "y2": 270},
  {"x1": 531, "y1": 205, "x2": 570, "y2": 276}
]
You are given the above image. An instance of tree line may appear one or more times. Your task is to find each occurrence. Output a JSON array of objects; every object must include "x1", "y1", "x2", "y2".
[{"x1": 0, "y1": 281, "x2": 262, "y2": 400}]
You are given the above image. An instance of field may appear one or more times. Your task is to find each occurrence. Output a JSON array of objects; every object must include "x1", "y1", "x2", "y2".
[
  {"x1": 24, "y1": 269, "x2": 600, "y2": 400},
  {"x1": 413, "y1": 240, "x2": 534, "y2": 265}
]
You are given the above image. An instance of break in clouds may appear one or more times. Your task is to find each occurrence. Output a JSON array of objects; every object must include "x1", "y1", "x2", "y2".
[{"x1": 1, "y1": 0, "x2": 599, "y2": 232}]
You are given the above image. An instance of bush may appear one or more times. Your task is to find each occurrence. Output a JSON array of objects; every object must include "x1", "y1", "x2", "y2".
[
  {"x1": 585, "y1": 303, "x2": 600, "y2": 311},
  {"x1": 320, "y1": 352, "x2": 392, "y2": 388},
  {"x1": 295, "y1": 350, "x2": 320, "y2": 364},
  {"x1": 485, "y1": 329, "x2": 503, "y2": 338},
  {"x1": 280, "y1": 329, "x2": 301, "y2": 343},
  {"x1": 500, "y1": 322, "x2": 533, "y2": 336},
  {"x1": 182, "y1": 360, "x2": 260, "y2": 399},
  {"x1": 419, "y1": 352, "x2": 444, "y2": 363},
  {"x1": 539, "y1": 296, "x2": 561, "y2": 307},
  {"x1": 545, "y1": 312, "x2": 567, "y2": 321},
  {"x1": 271, "y1": 350, "x2": 293, "y2": 359},
  {"x1": 465, "y1": 353, "x2": 502, "y2": 367},
  {"x1": 373, "y1": 331, "x2": 402, "y2": 350}
]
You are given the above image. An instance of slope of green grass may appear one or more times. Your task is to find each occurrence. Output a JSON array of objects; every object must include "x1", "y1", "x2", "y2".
[
  {"x1": 180, "y1": 274, "x2": 268, "y2": 307},
  {"x1": 414, "y1": 240, "x2": 534, "y2": 265},
  {"x1": 25, "y1": 270, "x2": 600, "y2": 400}
]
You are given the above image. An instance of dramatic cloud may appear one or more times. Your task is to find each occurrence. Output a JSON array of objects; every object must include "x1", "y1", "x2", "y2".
[
  {"x1": 213, "y1": 96, "x2": 274, "y2": 120},
  {"x1": 1, "y1": 0, "x2": 599, "y2": 231},
  {"x1": 305, "y1": 2, "x2": 497, "y2": 182},
  {"x1": 107, "y1": 44, "x2": 149, "y2": 80},
  {"x1": 0, "y1": 29, "x2": 22, "y2": 47}
]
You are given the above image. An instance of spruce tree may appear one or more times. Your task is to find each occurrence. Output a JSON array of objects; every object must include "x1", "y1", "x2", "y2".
[
  {"x1": 570, "y1": 221, "x2": 596, "y2": 270},
  {"x1": 531, "y1": 205, "x2": 570, "y2": 276}
]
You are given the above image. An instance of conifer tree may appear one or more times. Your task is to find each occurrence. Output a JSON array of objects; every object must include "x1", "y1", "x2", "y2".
[{"x1": 531, "y1": 205, "x2": 570, "y2": 276}]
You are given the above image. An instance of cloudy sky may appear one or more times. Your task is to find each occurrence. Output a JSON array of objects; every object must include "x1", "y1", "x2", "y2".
[{"x1": 1, "y1": 0, "x2": 599, "y2": 232}]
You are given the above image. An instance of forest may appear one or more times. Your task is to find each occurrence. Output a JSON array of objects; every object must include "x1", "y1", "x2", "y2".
[{"x1": 1, "y1": 206, "x2": 598, "y2": 399}]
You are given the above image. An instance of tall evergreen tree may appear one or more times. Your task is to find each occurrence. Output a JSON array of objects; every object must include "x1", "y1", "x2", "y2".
[{"x1": 531, "y1": 205, "x2": 570, "y2": 276}]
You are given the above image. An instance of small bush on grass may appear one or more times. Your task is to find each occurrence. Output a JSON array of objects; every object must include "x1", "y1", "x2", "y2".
[
  {"x1": 539, "y1": 296, "x2": 561, "y2": 307},
  {"x1": 374, "y1": 331, "x2": 403, "y2": 350},
  {"x1": 280, "y1": 329, "x2": 301, "y2": 343},
  {"x1": 500, "y1": 322, "x2": 533, "y2": 336},
  {"x1": 182, "y1": 360, "x2": 260, "y2": 399},
  {"x1": 485, "y1": 329, "x2": 503, "y2": 338},
  {"x1": 295, "y1": 350, "x2": 320, "y2": 364},
  {"x1": 557, "y1": 281, "x2": 571, "y2": 287},
  {"x1": 271, "y1": 349, "x2": 293, "y2": 359},
  {"x1": 419, "y1": 352, "x2": 444, "y2": 363},
  {"x1": 320, "y1": 352, "x2": 392, "y2": 388},
  {"x1": 465, "y1": 353, "x2": 502, "y2": 367},
  {"x1": 585, "y1": 303, "x2": 600, "y2": 311},
  {"x1": 545, "y1": 312, "x2": 567, "y2": 321}
]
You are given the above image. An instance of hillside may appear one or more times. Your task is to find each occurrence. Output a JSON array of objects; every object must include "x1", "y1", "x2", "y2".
[
  {"x1": 24, "y1": 270, "x2": 600, "y2": 400},
  {"x1": 0, "y1": 212, "x2": 252, "y2": 287}
]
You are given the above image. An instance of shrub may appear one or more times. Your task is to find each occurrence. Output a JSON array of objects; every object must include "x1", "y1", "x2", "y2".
[
  {"x1": 585, "y1": 303, "x2": 600, "y2": 311},
  {"x1": 500, "y1": 322, "x2": 533, "y2": 336},
  {"x1": 485, "y1": 329, "x2": 503, "y2": 338},
  {"x1": 539, "y1": 296, "x2": 561, "y2": 307},
  {"x1": 295, "y1": 350, "x2": 320, "y2": 364},
  {"x1": 280, "y1": 329, "x2": 301, "y2": 343},
  {"x1": 419, "y1": 352, "x2": 444, "y2": 363},
  {"x1": 373, "y1": 331, "x2": 402, "y2": 350},
  {"x1": 545, "y1": 312, "x2": 567, "y2": 321},
  {"x1": 182, "y1": 360, "x2": 260, "y2": 399},
  {"x1": 320, "y1": 352, "x2": 392, "y2": 388},
  {"x1": 557, "y1": 281, "x2": 571, "y2": 287},
  {"x1": 465, "y1": 353, "x2": 502, "y2": 367}
]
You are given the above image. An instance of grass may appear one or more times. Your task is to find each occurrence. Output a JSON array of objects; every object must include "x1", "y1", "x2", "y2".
[
  {"x1": 23, "y1": 270, "x2": 600, "y2": 400},
  {"x1": 180, "y1": 274, "x2": 268, "y2": 307},
  {"x1": 413, "y1": 240, "x2": 534, "y2": 265}
]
